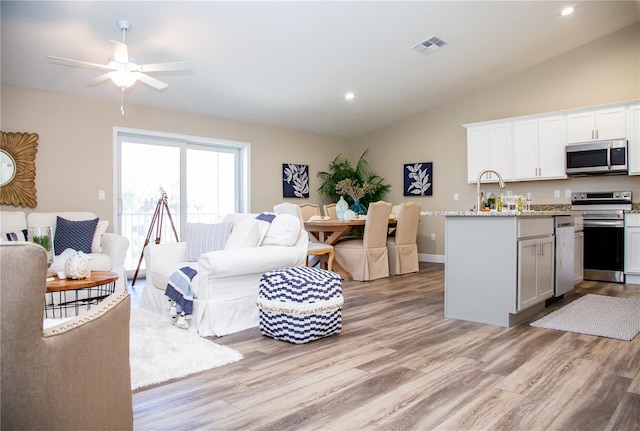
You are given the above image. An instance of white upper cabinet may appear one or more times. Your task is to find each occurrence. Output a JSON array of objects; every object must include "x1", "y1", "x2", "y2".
[
  {"x1": 466, "y1": 122, "x2": 512, "y2": 183},
  {"x1": 466, "y1": 101, "x2": 637, "y2": 183},
  {"x1": 567, "y1": 107, "x2": 626, "y2": 143},
  {"x1": 513, "y1": 115, "x2": 566, "y2": 181},
  {"x1": 628, "y1": 104, "x2": 640, "y2": 175}
]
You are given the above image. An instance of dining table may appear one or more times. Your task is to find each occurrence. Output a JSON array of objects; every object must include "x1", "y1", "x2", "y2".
[{"x1": 304, "y1": 217, "x2": 397, "y2": 280}]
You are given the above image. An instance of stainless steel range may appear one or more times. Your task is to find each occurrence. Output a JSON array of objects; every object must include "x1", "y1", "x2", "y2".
[{"x1": 571, "y1": 190, "x2": 632, "y2": 283}]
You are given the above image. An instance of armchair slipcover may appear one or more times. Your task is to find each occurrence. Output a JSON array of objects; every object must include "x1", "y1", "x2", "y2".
[
  {"x1": 0, "y1": 242, "x2": 133, "y2": 431},
  {"x1": 333, "y1": 201, "x2": 393, "y2": 281}
]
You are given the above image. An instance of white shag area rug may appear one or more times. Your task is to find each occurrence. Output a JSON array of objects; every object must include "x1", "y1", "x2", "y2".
[
  {"x1": 129, "y1": 308, "x2": 243, "y2": 390},
  {"x1": 530, "y1": 294, "x2": 640, "y2": 341}
]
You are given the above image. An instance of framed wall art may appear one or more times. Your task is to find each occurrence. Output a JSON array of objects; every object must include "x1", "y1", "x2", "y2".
[
  {"x1": 0, "y1": 131, "x2": 39, "y2": 207},
  {"x1": 404, "y1": 162, "x2": 432, "y2": 196},
  {"x1": 282, "y1": 163, "x2": 309, "y2": 198}
]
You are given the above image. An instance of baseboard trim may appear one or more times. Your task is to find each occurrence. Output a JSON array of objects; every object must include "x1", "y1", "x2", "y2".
[
  {"x1": 625, "y1": 274, "x2": 640, "y2": 285},
  {"x1": 419, "y1": 253, "x2": 445, "y2": 263}
]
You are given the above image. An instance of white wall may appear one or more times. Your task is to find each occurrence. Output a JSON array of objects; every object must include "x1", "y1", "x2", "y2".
[
  {"x1": 0, "y1": 85, "x2": 351, "y2": 225},
  {"x1": 354, "y1": 23, "x2": 640, "y2": 258}
]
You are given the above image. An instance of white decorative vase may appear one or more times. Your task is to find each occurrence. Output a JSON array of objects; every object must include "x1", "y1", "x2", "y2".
[{"x1": 336, "y1": 196, "x2": 349, "y2": 221}]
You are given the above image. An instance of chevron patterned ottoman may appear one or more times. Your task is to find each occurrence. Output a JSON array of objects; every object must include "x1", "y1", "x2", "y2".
[{"x1": 257, "y1": 266, "x2": 344, "y2": 344}]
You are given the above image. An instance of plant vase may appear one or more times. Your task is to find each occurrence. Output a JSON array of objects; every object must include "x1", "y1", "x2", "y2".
[
  {"x1": 336, "y1": 196, "x2": 349, "y2": 220},
  {"x1": 28, "y1": 226, "x2": 53, "y2": 264},
  {"x1": 350, "y1": 200, "x2": 367, "y2": 216}
]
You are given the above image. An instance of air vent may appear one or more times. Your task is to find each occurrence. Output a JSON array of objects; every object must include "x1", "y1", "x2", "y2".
[{"x1": 414, "y1": 36, "x2": 446, "y2": 55}]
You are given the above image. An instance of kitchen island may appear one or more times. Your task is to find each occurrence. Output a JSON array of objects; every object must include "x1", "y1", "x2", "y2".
[{"x1": 431, "y1": 211, "x2": 573, "y2": 327}]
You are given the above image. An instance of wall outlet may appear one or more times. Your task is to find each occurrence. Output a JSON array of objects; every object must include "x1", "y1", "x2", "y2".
[
  {"x1": 430, "y1": 233, "x2": 436, "y2": 241},
  {"x1": 454, "y1": 193, "x2": 459, "y2": 201},
  {"x1": 565, "y1": 189, "x2": 571, "y2": 198},
  {"x1": 554, "y1": 189, "x2": 560, "y2": 198},
  {"x1": 98, "y1": 190, "x2": 106, "y2": 200}
]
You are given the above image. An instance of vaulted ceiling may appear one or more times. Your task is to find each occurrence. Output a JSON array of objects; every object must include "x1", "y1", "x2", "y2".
[{"x1": 2, "y1": 1, "x2": 638, "y2": 139}]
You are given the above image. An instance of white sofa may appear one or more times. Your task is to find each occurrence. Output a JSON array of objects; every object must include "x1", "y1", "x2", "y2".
[
  {"x1": 141, "y1": 212, "x2": 308, "y2": 337},
  {"x1": 0, "y1": 211, "x2": 130, "y2": 292}
]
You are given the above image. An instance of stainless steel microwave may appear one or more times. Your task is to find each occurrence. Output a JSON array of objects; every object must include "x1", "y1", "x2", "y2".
[{"x1": 565, "y1": 139, "x2": 628, "y2": 176}]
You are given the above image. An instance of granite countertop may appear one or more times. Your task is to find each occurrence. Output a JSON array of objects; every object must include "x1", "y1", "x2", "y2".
[
  {"x1": 420, "y1": 210, "x2": 577, "y2": 217},
  {"x1": 421, "y1": 203, "x2": 640, "y2": 216}
]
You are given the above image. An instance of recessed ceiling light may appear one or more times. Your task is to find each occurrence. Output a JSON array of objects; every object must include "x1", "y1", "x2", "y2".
[
  {"x1": 561, "y1": 6, "x2": 574, "y2": 16},
  {"x1": 344, "y1": 92, "x2": 355, "y2": 101}
]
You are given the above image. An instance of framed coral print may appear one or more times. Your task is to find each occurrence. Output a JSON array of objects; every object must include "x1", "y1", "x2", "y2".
[
  {"x1": 0, "y1": 131, "x2": 39, "y2": 207},
  {"x1": 283, "y1": 163, "x2": 309, "y2": 198},
  {"x1": 404, "y1": 162, "x2": 432, "y2": 196}
]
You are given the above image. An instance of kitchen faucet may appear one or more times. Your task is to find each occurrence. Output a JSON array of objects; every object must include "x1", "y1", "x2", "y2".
[{"x1": 476, "y1": 168, "x2": 506, "y2": 212}]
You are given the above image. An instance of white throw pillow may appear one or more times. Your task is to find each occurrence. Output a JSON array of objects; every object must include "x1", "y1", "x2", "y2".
[
  {"x1": 91, "y1": 220, "x2": 109, "y2": 253},
  {"x1": 224, "y1": 219, "x2": 261, "y2": 249},
  {"x1": 261, "y1": 214, "x2": 301, "y2": 247},
  {"x1": 185, "y1": 222, "x2": 233, "y2": 260}
]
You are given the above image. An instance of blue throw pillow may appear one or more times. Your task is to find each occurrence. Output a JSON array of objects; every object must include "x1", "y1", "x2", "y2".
[
  {"x1": 54, "y1": 217, "x2": 99, "y2": 255},
  {"x1": 255, "y1": 212, "x2": 276, "y2": 223}
]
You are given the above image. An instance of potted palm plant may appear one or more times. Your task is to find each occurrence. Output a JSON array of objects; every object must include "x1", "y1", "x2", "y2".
[{"x1": 317, "y1": 150, "x2": 390, "y2": 214}]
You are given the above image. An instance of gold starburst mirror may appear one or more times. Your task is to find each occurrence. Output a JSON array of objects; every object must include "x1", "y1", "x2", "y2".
[{"x1": 0, "y1": 131, "x2": 38, "y2": 208}]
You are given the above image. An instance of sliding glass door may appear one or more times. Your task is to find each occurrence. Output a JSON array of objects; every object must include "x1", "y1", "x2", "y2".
[{"x1": 116, "y1": 129, "x2": 249, "y2": 277}]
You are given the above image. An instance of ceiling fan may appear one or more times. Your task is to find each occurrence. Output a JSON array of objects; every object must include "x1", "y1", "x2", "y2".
[{"x1": 47, "y1": 20, "x2": 191, "y2": 115}]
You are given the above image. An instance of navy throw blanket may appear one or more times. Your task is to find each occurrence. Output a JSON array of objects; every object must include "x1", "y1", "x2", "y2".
[{"x1": 165, "y1": 266, "x2": 197, "y2": 315}]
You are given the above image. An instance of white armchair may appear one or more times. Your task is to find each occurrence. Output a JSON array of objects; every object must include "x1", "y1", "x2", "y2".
[{"x1": 141, "y1": 213, "x2": 308, "y2": 336}]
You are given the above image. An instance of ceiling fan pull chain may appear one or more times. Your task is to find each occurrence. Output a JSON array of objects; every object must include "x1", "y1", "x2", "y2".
[{"x1": 120, "y1": 87, "x2": 126, "y2": 117}]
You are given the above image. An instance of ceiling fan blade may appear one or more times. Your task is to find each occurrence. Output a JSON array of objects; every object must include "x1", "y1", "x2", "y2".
[
  {"x1": 47, "y1": 56, "x2": 114, "y2": 71},
  {"x1": 133, "y1": 72, "x2": 168, "y2": 90},
  {"x1": 86, "y1": 73, "x2": 112, "y2": 86},
  {"x1": 110, "y1": 40, "x2": 129, "y2": 63},
  {"x1": 140, "y1": 61, "x2": 192, "y2": 73}
]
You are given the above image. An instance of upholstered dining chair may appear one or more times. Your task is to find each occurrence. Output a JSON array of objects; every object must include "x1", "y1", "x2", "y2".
[
  {"x1": 299, "y1": 203, "x2": 322, "y2": 221},
  {"x1": 323, "y1": 203, "x2": 338, "y2": 220},
  {"x1": 387, "y1": 202, "x2": 422, "y2": 275},
  {"x1": 274, "y1": 203, "x2": 334, "y2": 271},
  {"x1": 333, "y1": 200, "x2": 392, "y2": 281},
  {"x1": 0, "y1": 242, "x2": 133, "y2": 431}
]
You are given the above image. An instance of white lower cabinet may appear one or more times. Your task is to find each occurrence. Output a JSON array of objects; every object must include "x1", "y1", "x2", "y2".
[
  {"x1": 625, "y1": 214, "x2": 640, "y2": 279},
  {"x1": 517, "y1": 236, "x2": 554, "y2": 311}
]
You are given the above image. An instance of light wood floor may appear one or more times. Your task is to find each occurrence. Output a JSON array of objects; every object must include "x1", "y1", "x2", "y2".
[{"x1": 132, "y1": 263, "x2": 640, "y2": 431}]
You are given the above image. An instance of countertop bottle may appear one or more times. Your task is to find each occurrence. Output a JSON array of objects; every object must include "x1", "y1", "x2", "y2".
[
  {"x1": 497, "y1": 195, "x2": 502, "y2": 212},
  {"x1": 517, "y1": 196, "x2": 523, "y2": 212},
  {"x1": 487, "y1": 192, "x2": 496, "y2": 210}
]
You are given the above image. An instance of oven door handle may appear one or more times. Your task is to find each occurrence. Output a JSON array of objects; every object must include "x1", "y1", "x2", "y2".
[{"x1": 583, "y1": 220, "x2": 624, "y2": 228}]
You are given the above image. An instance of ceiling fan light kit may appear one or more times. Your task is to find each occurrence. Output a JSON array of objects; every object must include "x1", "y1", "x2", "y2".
[
  {"x1": 109, "y1": 70, "x2": 137, "y2": 89},
  {"x1": 47, "y1": 19, "x2": 191, "y2": 116}
]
